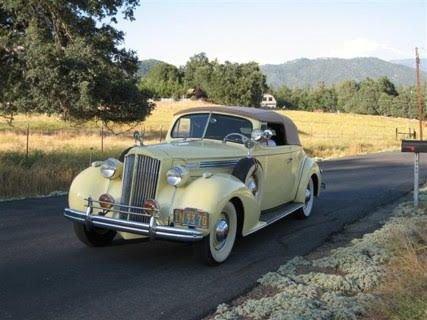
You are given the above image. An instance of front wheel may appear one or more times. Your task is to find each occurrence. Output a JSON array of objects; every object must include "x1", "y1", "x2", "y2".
[
  {"x1": 195, "y1": 202, "x2": 237, "y2": 265},
  {"x1": 73, "y1": 223, "x2": 116, "y2": 247},
  {"x1": 296, "y1": 177, "x2": 315, "y2": 219}
]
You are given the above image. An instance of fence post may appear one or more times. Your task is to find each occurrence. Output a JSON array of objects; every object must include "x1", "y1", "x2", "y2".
[
  {"x1": 101, "y1": 124, "x2": 104, "y2": 153},
  {"x1": 159, "y1": 126, "x2": 163, "y2": 142},
  {"x1": 89, "y1": 147, "x2": 94, "y2": 165},
  {"x1": 395, "y1": 128, "x2": 398, "y2": 140},
  {"x1": 26, "y1": 124, "x2": 29, "y2": 158}
]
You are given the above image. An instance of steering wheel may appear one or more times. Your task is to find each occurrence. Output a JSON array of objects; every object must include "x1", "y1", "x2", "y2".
[{"x1": 223, "y1": 133, "x2": 248, "y2": 144}]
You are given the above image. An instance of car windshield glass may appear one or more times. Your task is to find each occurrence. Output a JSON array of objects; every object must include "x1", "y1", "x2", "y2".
[
  {"x1": 171, "y1": 113, "x2": 253, "y2": 143},
  {"x1": 171, "y1": 113, "x2": 209, "y2": 139}
]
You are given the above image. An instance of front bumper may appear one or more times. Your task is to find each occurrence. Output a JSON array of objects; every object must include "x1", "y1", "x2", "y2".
[{"x1": 64, "y1": 208, "x2": 204, "y2": 242}]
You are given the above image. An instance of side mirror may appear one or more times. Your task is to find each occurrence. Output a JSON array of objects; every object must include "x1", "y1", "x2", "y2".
[
  {"x1": 251, "y1": 129, "x2": 264, "y2": 142},
  {"x1": 244, "y1": 139, "x2": 256, "y2": 149},
  {"x1": 133, "y1": 131, "x2": 144, "y2": 146}
]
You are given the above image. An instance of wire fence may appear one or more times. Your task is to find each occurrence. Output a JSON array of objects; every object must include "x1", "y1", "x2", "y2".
[{"x1": 0, "y1": 121, "x2": 418, "y2": 158}]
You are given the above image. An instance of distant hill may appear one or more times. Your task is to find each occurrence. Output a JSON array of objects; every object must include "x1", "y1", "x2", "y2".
[
  {"x1": 390, "y1": 58, "x2": 427, "y2": 72},
  {"x1": 138, "y1": 57, "x2": 424, "y2": 88},
  {"x1": 261, "y1": 57, "x2": 424, "y2": 88},
  {"x1": 137, "y1": 59, "x2": 164, "y2": 77}
]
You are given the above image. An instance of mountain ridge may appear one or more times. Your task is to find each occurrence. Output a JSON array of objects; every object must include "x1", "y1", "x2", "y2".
[
  {"x1": 261, "y1": 57, "x2": 423, "y2": 88},
  {"x1": 389, "y1": 58, "x2": 427, "y2": 72},
  {"x1": 138, "y1": 57, "x2": 425, "y2": 88}
]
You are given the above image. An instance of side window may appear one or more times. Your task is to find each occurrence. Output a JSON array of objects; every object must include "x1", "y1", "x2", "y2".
[
  {"x1": 266, "y1": 122, "x2": 286, "y2": 146},
  {"x1": 173, "y1": 117, "x2": 191, "y2": 138}
]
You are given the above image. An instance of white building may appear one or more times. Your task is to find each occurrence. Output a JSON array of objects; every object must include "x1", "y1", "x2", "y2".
[{"x1": 260, "y1": 94, "x2": 277, "y2": 109}]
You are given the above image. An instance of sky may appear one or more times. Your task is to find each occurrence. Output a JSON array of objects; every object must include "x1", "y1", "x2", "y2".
[{"x1": 117, "y1": 0, "x2": 427, "y2": 66}]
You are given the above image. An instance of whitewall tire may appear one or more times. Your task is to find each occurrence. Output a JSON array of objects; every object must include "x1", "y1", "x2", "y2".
[
  {"x1": 296, "y1": 177, "x2": 315, "y2": 219},
  {"x1": 196, "y1": 202, "x2": 237, "y2": 265}
]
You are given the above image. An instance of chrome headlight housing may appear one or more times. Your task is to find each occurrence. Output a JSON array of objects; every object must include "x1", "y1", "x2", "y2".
[
  {"x1": 166, "y1": 166, "x2": 190, "y2": 187},
  {"x1": 100, "y1": 158, "x2": 122, "y2": 179}
]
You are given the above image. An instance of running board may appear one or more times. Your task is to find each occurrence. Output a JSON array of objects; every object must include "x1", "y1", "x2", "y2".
[
  {"x1": 243, "y1": 202, "x2": 304, "y2": 236},
  {"x1": 260, "y1": 202, "x2": 304, "y2": 225}
]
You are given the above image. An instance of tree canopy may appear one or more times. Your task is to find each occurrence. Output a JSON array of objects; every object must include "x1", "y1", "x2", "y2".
[
  {"x1": 139, "y1": 62, "x2": 184, "y2": 99},
  {"x1": 139, "y1": 53, "x2": 267, "y2": 107},
  {"x1": 0, "y1": 0, "x2": 151, "y2": 123},
  {"x1": 272, "y1": 77, "x2": 425, "y2": 119}
]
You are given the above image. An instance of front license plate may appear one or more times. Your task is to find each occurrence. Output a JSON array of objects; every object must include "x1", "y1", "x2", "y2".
[
  {"x1": 183, "y1": 209, "x2": 201, "y2": 227},
  {"x1": 174, "y1": 208, "x2": 209, "y2": 228}
]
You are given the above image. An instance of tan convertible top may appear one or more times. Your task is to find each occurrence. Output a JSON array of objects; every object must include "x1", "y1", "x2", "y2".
[{"x1": 174, "y1": 106, "x2": 301, "y2": 145}]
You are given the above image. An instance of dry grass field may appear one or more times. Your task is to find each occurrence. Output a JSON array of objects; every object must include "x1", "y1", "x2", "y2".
[{"x1": 0, "y1": 100, "x2": 420, "y2": 199}]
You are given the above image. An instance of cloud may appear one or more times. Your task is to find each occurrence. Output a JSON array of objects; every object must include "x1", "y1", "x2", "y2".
[{"x1": 329, "y1": 38, "x2": 405, "y2": 58}]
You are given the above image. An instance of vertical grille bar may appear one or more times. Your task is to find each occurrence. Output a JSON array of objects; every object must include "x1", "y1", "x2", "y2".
[
  {"x1": 120, "y1": 154, "x2": 161, "y2": 219},
  {"x1": 121, "y1": 154, "x2": 135, "y2": 207}
]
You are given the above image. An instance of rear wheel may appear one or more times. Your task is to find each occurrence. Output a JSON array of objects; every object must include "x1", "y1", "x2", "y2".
[
  {"x1": 73, "y1": 223, "x2": 116, "y2": 247},
  {"x1": 296, "y1": 177, "x2": 315, "y2": 219},
  {"x1": 195, "y1": 202, "x2": 237, "y2": 265}
]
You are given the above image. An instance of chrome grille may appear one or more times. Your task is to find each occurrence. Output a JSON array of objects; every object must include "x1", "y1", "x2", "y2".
[{"x1": 120, "y1": 154, "x2": 161, "y2": 222}]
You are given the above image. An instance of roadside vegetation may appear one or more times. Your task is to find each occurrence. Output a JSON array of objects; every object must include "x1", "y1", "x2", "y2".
[
  {"x1": 208, "y1": 193, "x2": 427, "y2": 320},
  {"x1": 0, "y1": 100, "x2": 419, "y2": 199}
]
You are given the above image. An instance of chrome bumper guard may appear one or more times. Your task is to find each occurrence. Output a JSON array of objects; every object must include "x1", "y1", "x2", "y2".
[{"x1": 64, "y1": 198, "x2": 204, "y2": 242}]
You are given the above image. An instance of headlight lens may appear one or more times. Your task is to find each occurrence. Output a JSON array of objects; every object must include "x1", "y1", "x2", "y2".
[
  {"x1": 166, "y1": 166, "x2": 189, "y2": 187},
  {"x1": 100, "y1": 158, "x2": 121, "y2": 179}
]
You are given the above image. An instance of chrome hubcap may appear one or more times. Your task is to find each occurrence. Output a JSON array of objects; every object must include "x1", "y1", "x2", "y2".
[{"x1": 214, "y1": 218, "x2": 229, "y2": 250}]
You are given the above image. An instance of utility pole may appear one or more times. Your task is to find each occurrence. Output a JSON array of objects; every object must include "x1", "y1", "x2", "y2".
[{"x1": 416, "y1": 47, "x2": 424, "y2": 140}]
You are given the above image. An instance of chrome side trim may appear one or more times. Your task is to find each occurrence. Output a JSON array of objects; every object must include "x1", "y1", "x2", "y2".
[
  {"x1": 244, "y1": 202, "x2": 304, "y2": 236},
  {"x1": 64, "y1": 208, "x2": 204, "y2": 242},
  {"x1": 261, "y1": 203, "x2": 304, "y2": 225},
  {"x1": 199, "y1": 159, "x2": 239, "y2": 168}
]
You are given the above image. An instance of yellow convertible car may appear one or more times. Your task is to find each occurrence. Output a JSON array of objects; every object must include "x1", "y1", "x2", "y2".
[{"x1": 64, "y1": 106, "x2": 322, "y2": 265}]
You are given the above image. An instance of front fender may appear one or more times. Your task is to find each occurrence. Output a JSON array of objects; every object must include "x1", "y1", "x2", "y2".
[
  {"x1": 68, "y1": 166, "x2": 122, "y2": 212},
  {"x1": 294, "y1": 157, "x2": 321, "y2": 203},
  {"x1": 172, "y1": 173, "x2": 260, "y2": 236}
]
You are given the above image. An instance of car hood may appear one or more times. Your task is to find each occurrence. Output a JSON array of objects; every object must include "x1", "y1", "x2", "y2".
[{"x1": 128, "y1": 140, "x2": 246, "y2": 161}]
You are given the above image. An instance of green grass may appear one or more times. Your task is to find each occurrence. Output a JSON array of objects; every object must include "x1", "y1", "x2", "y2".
[{"x1": 0, "y1": 148, "x2": 121, "y2": 199}]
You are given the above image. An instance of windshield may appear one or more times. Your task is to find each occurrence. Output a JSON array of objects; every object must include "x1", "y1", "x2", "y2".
[{"x1": 171, "y1": 113, "x2": 253, "y2": 143}]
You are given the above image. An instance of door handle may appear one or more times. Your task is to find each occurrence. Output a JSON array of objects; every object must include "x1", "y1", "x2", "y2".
[{"x1": 286, "y1": 157, "x2": 293, "y2": 163}]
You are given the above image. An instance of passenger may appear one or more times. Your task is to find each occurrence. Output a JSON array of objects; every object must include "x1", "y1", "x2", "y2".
[{"x1": 260, "y1": 136, "x2": 276, "y2": 147}]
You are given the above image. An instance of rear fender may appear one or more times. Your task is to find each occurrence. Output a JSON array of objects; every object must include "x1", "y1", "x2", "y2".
[{"x1": 294, "y1": 158, "x2": 321, "y2": 203}]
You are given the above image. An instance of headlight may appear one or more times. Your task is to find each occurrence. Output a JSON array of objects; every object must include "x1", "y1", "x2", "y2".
[
  {"x1": 100, "y1": 158, "x2": 122, "y2": 179},
  {"x1": 166, "y1": 166, "x2": 189, "y2": 187}
]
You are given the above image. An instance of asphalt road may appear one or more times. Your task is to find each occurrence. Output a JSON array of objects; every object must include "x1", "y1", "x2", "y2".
[{"x1": 1, "y1": 151, "x2": 426, "y2": 320}]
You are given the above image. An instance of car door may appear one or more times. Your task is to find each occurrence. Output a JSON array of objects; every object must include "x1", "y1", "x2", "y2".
[{"x1": 257, "y1": 144, "x2": 299, "y2": 210}]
